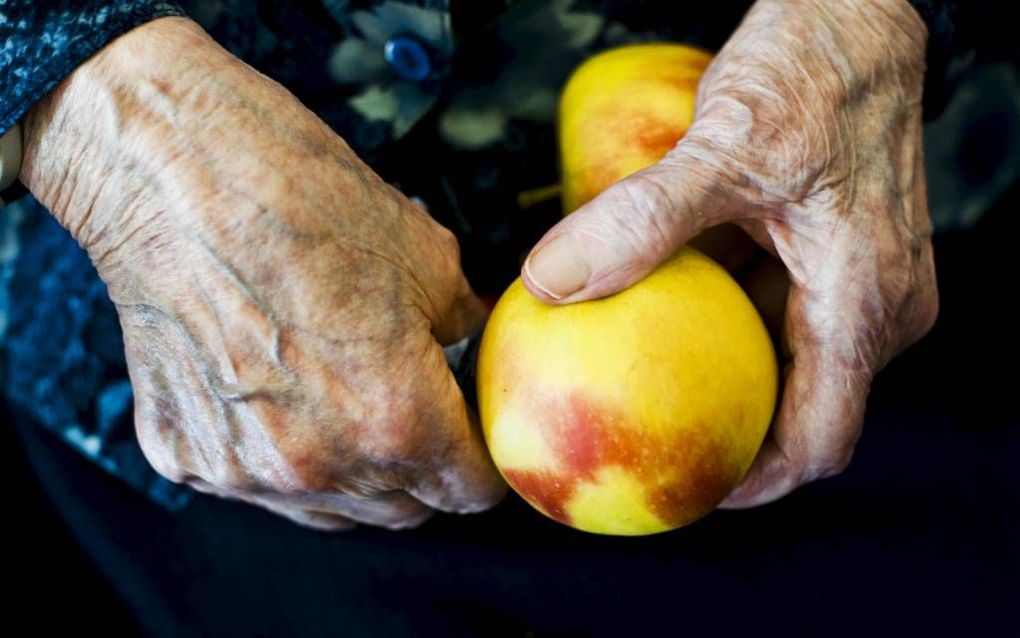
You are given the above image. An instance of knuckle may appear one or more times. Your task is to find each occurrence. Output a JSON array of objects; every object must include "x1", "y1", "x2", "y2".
[
  {"x1": 437, "y1": 225, "x2": 461, "y2": 255},
  {"x1": 370, "y1": 429, "x2": 418, "y2": 463},
  {"x1": 359, "y1": 408, "x2": 427, "y2": 466},
  {"x1": 888, "y1": 255, "x2": 939, "y2": 349},
  {"x1": 914, "y1": 286, "x2": 940, "y2": 340},
  {"x1": 430, "y1": 225, "x2": 469, "y2": 290},
  {"x1": 138, "y1": 442, "x2": 187, "y2": 484},
  {"x1": 273, "y1": 434, "x2": 352, "y2": 496},
  {"x1": 667, "y1": 131, "x2": 724, "y2": 169},
  {"x1": 823, "y1": 452, "x2": 854, "y2": 478},
  {"x1": 804, "y1": 447, "x2": 856, "y2": 482},
  {"x1": 287, "y1": 468, "x2": 331, "y2": 494},
  {"x1": 621, "y1": 172, "x2": 675, "y2": 217},
  {"x1": 455, "y1": 492, "x2": 504, "y2": 514},
  {"x1": 205, "y1": 465, "x2": 259, "y2": 494},
  {"x1": 331, "y1": 478, "x2": 382, "y2": 499},
  {"x1": 284, "y1": 510, "x2": 356, "y2": 532},
  {"x1": 277, "y1": 439, "x2": 335, "y2": 493},
  {"x1": 135, "y1": 418, "x2": 188, "y2": 484},
  {"x1": 608, "y1": 175, "x2": 681, "y2": 259},
  {"x1": 432, "y1": 224, "x2": 463, "y2": 268},
  {"x1": 381, "y1": 509, "x2": 434, "y2": 531}
]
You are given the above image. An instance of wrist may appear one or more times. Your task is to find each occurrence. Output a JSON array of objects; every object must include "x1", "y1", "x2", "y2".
[
  {"x1": 747, "y1": 0, "x2": 927, "y2": 87},
  {"x1": 19, "y1": 17, "x2": 226, "y2": 252}
]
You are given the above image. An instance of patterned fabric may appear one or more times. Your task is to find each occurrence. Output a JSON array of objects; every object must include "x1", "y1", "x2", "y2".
[
  {"x1": 0, "y1": 201, "x2": 192, "y2": 509},
  {"x1": 0, "y1": 1, "x2": 186, "y2": 134},
  {"x1": 1, "y1": 0, "x2": 1016, "y2": 510},
  {"x1": 177, "y1": 0, "x2": 458, "y2": 158}
]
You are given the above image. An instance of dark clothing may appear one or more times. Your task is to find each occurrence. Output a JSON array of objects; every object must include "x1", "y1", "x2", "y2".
[{"x1": 0, "y1": 1, "x2": 185, "y2": 133}]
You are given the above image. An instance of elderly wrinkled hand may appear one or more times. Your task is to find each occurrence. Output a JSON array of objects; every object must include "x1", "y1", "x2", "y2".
[
  {"x1": 20, "y1": 17, "x2": 506, "y2": 530},
  {"x1": 522, "y1": 0, "x2": 938, "y2": 506}
]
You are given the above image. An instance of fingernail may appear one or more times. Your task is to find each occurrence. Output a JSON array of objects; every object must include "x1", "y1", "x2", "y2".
[{"x1": 524, "y1": 234, "x2": 590, "y2": 300}]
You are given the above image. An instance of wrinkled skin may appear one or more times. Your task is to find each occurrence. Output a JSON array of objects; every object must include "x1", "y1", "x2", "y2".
[
  {"x1": 523, "y1": 0, "x2": 938, "y2": 506},
  {"x1": 20, "y1": 17, "x2": 506, "y2": 531}
]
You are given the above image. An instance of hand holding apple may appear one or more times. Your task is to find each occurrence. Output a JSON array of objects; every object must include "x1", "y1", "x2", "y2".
[
  {"x1": 478, "y1": 44, "x2": 776, "y2": 535},
  {"x1": 523, "y1": 0, "x2": 938, "y2": 508}
]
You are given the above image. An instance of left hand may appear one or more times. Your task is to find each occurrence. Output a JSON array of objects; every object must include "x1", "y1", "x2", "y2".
[
  {"x1": 521, "y1": 0, "x2": 939, "y2": 507},
  {"x1": 20, "y1": 17, "x2": 506, "y2": 531}
]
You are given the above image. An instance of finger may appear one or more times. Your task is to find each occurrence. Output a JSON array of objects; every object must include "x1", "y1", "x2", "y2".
[
  {"x1": 883, "y1": 137, "x2": 937, "y2": 364},
  {"x1": 418, "y1": 221, "x2": 489, "y2": 346},
  {"x1": 255, "y1": 490, "x2": 436, "y2": 531},
  {"x1": 431, "y1": 282, "x2": 488, "y2": 346},
  {"x1": 185, "y1": 478, "x2": 358, "y2": 531},
  {"x1": 719, "y1": 286, "x2": 872, "y2": 508},
  {"x1": 401, "y1": 338, "x2": 508, "y2": 514},
  {"x1": 187, "y1": 474, "x2": 435, "y2": 530},
  {"x1": 521, "y1": 140, "x2": 747, "y2": 304},
  {"x1": 270, "y1": 508, "x2": 359, "y2": 532}
]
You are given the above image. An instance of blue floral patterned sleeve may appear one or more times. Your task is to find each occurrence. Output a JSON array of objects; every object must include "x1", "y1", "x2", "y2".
[{"x1": 0, "y1": 0, "x2": 185, "y2": 134}]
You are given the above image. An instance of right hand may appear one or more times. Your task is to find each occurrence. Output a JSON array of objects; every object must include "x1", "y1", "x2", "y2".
[
  {"x1": 20, "y1": 17, "x2": 506, "y2": 531},
  {"x1": 522, "y1": 0, "x2": 937, "y2": 507}
]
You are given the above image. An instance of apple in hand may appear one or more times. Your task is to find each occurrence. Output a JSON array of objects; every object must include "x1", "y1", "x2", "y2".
[{"x1": 476, "y1": 45, "x2": 777, "y2": 535}]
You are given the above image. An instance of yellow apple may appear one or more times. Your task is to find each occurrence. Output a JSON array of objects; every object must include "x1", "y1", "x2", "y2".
[
  {"x1": 477, "y1": 249, "x2": 777, "y2": 535},
  {"x1": 475, "y1": 44, "x2": 777, "y2": 535},
  {"x1": 559, "y1": 43, "x2": 713, "y2": 214}
]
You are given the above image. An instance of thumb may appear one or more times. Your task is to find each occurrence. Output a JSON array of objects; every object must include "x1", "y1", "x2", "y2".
[{"x1": 522, "y1": 149, "x2": 739, "y2": 303}]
